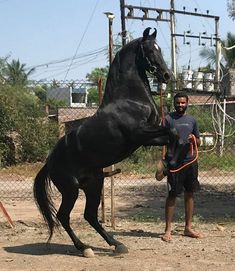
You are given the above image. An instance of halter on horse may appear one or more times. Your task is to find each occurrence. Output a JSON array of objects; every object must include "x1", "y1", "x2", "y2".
[{"x1": 33, "y1": 27, "x2": 183, "y2": 257}]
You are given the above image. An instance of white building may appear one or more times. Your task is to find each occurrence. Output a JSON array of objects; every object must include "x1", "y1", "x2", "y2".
[{"x1": 47, "y1": 86, "x2": 88, "y2": 107}]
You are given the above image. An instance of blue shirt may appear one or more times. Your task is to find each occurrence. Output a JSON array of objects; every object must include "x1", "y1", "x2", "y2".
[{"x1": 165, "y1": 112, "x2": 200, "y2": 162}]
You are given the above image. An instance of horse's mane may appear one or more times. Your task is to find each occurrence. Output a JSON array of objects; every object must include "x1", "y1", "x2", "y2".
[
  {"x1": 113, "y1": 37, "x2": 142, "y2": 70},
  {"x1": 100, "y1": 37, "x2": 150, "y2": 106}
]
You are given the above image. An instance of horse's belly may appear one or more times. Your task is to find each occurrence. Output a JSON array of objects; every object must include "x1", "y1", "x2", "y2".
[{"x1": 76, "y1": 141, "x2": 136, "y2": 168}]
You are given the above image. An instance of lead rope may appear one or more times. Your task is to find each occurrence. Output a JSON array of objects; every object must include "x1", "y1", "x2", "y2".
[
  {"x1": 169, "y1": 134, "x2": 198, "y2": 173},
  {"x1": 159, "y1": 83, "x2": 166, "y2": 159},
  {"x1": 158, "y1": 85, "x2": 198, "y2": 174}
]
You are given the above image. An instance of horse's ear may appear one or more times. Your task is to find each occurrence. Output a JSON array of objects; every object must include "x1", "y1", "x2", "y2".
[
  {"x1": 143, "y1": 27, "x2": 157, "y2": 41},
  {"x1": 143, "y1": 27, "x2": 151, "y2": 40},
  {"x1": 151, "y1": 28, "x2": 157, "y2": 39}
]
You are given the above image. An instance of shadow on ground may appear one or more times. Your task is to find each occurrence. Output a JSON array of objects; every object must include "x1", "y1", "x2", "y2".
[{"x1": 4, "y1": 242, "x2": 113, "y2": 257}]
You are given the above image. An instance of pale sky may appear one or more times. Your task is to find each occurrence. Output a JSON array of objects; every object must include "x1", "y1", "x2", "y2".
[{"x1": 0, "y1": 0, "x2": 233, "y2": 81}]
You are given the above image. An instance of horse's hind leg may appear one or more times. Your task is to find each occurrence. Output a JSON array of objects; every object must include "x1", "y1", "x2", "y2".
[
  {"x1": 53, "y1": 175, "x2": 91, "y2": 255},
  {"x1": 83, "y1": 173, "x2": 128, "y2": 254}
]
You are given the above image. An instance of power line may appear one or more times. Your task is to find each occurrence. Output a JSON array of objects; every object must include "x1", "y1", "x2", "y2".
[
  {"x1": 26, "y1": 47, "x2": 107, "y2": 71},
  {"x1": 191, "y1": 0, "x2": 214, "y2": 32},
  {"x1": 30, "y1": 53, "x2": 107, "y2": 80},
  {"x1": 63, "y1": 0, "x2": 99, "y2": 80},
  {"x1": 120, "y1": 0, "x2": 221, "y2": 92}
]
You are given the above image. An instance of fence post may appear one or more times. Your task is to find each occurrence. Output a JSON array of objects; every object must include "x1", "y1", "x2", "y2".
[
  {"x1": 110, "y1": 164, "x2": 116, "y2": 229},
  {"x1": 0, "y1": 201, "x2": 14, "y2": 228},
  {"x1": 98, "y1": 78, "x2": 106, "y2": 223}
]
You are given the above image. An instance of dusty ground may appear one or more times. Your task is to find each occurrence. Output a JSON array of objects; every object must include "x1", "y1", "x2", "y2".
[{"x1": 0, "y1": 183, "x2": 235, "y2": 271}]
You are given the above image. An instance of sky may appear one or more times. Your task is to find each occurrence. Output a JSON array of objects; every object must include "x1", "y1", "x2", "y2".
[{"x1": 0, "y1": 0, "x2": 234, "y2": 81}]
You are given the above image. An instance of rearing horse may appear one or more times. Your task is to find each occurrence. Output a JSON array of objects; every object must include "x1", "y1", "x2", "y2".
[{"x1": 34, "y1": 27, "x2": 183, "y2": 257}]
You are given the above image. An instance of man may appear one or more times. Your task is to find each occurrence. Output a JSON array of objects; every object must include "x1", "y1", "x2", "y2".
[{"x1": 161, "y1": 92, "x2": 202, "y2": 242}]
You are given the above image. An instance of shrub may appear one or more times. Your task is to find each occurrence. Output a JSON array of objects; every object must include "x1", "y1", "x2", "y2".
[{"x1": 0, "y1": 85, "x2": 58, "y2": 165}]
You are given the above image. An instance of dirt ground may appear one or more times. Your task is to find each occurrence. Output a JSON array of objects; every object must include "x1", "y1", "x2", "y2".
[{"x1": 0, "y1": 183, "x2": 235, "y2": 271}]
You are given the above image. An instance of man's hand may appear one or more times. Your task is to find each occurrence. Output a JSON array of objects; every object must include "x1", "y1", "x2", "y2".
[
  {"x1": 188, "y1": 134, "x2": 194, "y2": 143},
  {"x1": 188, "y1": 134, "x2": 201, "y2": 146}
]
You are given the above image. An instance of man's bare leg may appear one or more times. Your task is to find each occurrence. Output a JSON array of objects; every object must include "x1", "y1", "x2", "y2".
[
  {"x1": 184, "y1": 191, "x2": 202, "y2": 238},
  {"x1": 162, "y1": 196, "x2": 176, "y2": 241}
]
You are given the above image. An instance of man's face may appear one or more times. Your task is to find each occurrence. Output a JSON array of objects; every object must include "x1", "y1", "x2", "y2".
[{"x1": 174, "y1": 97, "x2": 188, "y2": 114}]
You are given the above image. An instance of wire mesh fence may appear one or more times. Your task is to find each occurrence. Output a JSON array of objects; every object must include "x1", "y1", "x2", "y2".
[{"x1": 0, "y1": 79, "x2": 234, "y2": 201}]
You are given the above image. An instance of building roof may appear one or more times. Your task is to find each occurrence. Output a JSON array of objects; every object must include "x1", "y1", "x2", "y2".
[
  {"x1": 188, "y1": 94, "x2": 217, "y2": 105},
  {"x1": 57, "y1": 107, "x2": 97, "y2": 123}
]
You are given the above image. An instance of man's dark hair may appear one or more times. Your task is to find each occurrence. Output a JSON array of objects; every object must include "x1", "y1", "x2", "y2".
[{"x1": 174, "y1": 92, "x2": 189, "y2": 102}]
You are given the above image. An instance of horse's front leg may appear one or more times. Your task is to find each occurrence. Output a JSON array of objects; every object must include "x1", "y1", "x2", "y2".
[
  {"x1": 83, "y1": 174, "x2": 128, "y2": 254},
  {"x1": 143, "y1": 135, "x2": 169, "y2": 146},
  {"x1": 140, "y1": 125, "x2": 186, "y2": 169},
  {"x1": 137, "y1": 123, "x2": 173, "y2": 145},
  {"x1": 134, "y1": 124, "x2": 170, "y2": 143}
]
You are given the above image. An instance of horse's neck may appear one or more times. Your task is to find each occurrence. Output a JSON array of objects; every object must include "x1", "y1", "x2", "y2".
[{"x1": 100, "y1": 50, "x2": 153, "y2": 106}]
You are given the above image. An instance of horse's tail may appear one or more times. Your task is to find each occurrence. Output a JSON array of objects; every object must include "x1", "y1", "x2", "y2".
[{"x1": 33, "y1": 163, "x2": 59, "y2": 242}]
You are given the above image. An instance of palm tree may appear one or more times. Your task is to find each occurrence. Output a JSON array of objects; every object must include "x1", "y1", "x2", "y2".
[
  {"x1": 86, "y1": 67, "x2": 108, "y2": 85},
  {"x1": 5, "y1": 59, "x2": 35, "y2": 86},
  {"x1": 227, "y1": 0, "x2": 235, "y2": 20},
  {"x1": 86, "y1": 67, "x2": 109, "y2": 105},
  {"x1": 222, "y1": 32, "x2": 235, "y2": 69},
  {"x1": 199, "y1": 32, "x2": 235, "y2": 72}
]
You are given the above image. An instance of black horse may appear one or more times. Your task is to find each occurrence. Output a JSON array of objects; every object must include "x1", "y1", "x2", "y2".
[{"x1": 34, "y1": 27, "x2": 182, "y2": 257}]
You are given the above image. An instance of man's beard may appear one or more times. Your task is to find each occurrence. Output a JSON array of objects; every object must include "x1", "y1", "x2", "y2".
[{"x1": 175, "y1": 106, "x2": 187, "y2": 114}]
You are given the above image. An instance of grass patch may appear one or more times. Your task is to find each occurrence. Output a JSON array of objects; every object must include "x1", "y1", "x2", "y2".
[{"x1": 0, "y1": 162, "x2": 43, "y2": 178}]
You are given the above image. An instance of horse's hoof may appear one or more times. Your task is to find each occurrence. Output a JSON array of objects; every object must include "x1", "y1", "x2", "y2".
[
  {"x1": 114, "y1": 244, "x2": 129, "y2": 254},
  {"x1": 83, "y1": 248, "x2": 95, "y2": 258}
]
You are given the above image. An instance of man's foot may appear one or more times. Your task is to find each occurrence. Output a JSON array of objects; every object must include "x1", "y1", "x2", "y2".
[
  {"x1": 183, "y1": 228, "x2": 202, "y2": 238},
  {"x1": 161, "y1": 232, "x2": 172, "y2": 242}
]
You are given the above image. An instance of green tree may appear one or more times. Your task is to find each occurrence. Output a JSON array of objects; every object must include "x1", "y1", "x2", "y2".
[
  {"x1": 0, "y1": 84, "x2": 58, "y2": 165},
  {"x1": 86, "y1": 67, "x2": 108, "y2": 85},
  {"x1": 222, "y1": 32, "x2": 235, "y2": 69},
  {"x1": 199, "y1": 48, "x2": 216, "y2": 66},
  {"x1": 4, "y1": 59, "x2": 35, "y2": 86},
  {"x1": 87, "y1": 87, "x2": 99, "y2": 105},
  {"x1": 86, "y1": 67, "x2": 108, "y2": 105},
  {"x1": 199, "y1": 32, "x2": 235, "y2": 71},
  {"x1": 0, "y1": 55, "x2": 10, "y2": 82},
  {"x1": 33, "y1": 85, "x2": 48, "y2": 103}
]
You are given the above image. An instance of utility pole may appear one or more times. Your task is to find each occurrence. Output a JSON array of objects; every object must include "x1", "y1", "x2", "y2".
[
  {"x1": 120, "y1": 0, "x2": 127, "y2": 46},
  {"x1": 104, "y1": 12, "x2": 115, "y2": 64},
  {"x1": 215, "y1": 17, "x2": 221, "y2": 92},
  {"x1": 170, "y1": 0, "x2": 177, "y2": 91},
  {"x1": 120, "y1": 1, "x2": 221, "y2": 93},
  {"x1": 104, "y1": 12, "x2": 116, "y2": 229}
]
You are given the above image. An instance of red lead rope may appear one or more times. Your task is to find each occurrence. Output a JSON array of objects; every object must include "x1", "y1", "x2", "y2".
[
  {"x1": 158, "y1": 84, "x2": 198, "y2": 174},
  {"x1": 169, "y1": 134, "x2": 198, "y2": 173}
]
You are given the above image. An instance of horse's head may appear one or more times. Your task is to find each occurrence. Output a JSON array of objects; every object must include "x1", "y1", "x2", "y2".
[{"x1": 140, "y1": 27, "x2": 170, "y2": 83}]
